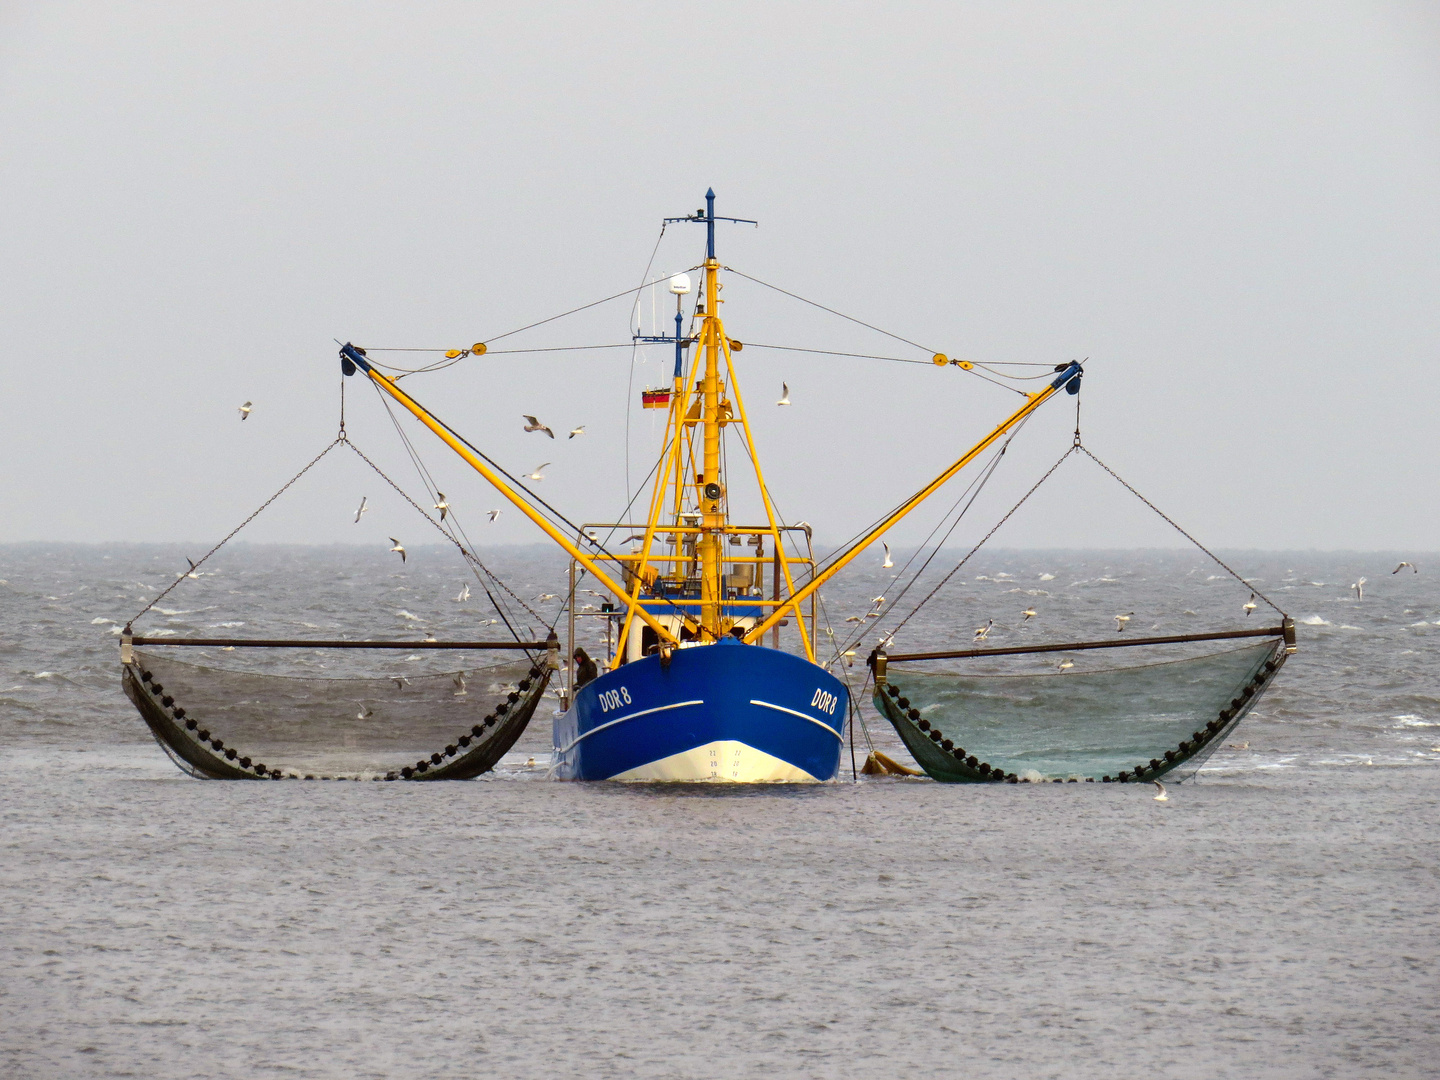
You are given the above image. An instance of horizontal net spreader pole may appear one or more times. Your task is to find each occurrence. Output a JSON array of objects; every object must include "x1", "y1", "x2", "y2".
[
  {"x1": 883, "y1": 623, "x2": 1293, "y2": 664},
  {"x1": 127, "y1": 637, "x2": 549, "y2": 650}
]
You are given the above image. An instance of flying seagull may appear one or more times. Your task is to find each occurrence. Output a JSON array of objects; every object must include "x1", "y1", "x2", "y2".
[
  {"x1": 776, "y1": 382, "x2": 791, "y2": 406},
  {"x1": 845, "y1": 615, "x2": 864, "y2": 623},
  {"x1": 433, "y1": 492, "x2": 449, "y2": 521},
  {"x1": 388, "y1": 538, "x2": 406, "y2": 563},
  {"x1": 1021, "y1": 607, "x2": 1037, "y2": 621},
  {"x1": 238, "y1": 401, "x2": 252, "y2": 420},
  {"x1": 1115, "y1": 612, "x2": 1134, "y2": 632},
  {"x1": 488, "y1": 509, "x2": 502, "y2": 522},
  {"x1": 526, "y1": 464, "x2": 549, "y2": 481},
  {"x1": 357, "y1": 702, "x2": 373, "y2": 720},
  {"x1": 882, "y1": 542, "x2": 893, "y2": 569},
  {"x1": 456, "y1": 584, "x2": 470, "y2": 602},
  {"x1": 452, "y1": 672, "x2": 467, "y2": 696},
  {"x1": 871, "y1": 596, "x2": 885, "y2": 606},
  {"x1": 1393, "y1": 562, "x2": 1417, "y2": 574},
  {"x1": 1057, "y1": 658, "x2": 1074, "y2": 671},
  {"x1": 568, "y1": 426, "x2": 586, "y2": 439},
  {"x1": 974, "y1": 620, "x2": 993, "y2": 642},
  {"x1": 522, "y1": 415, "x2": 555, "y2": 438},
  {"x1": 353, "y1": 497, "x2": 368, "y2": 523},
  {"x1": 1243, "y1": 594, "x2": 1257, "y2": 616},
  {"x1": 1352, "y1": 578, "x2": 1366, "y2": 600},
  {"x1": 1152, "y1": 780, "x2": 1168, "y2": 802},
  {"x1": 183, "y1": 558, "x2": 199, "y2": 579}
]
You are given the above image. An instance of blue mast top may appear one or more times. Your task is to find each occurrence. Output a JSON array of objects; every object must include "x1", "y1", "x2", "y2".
[{"x1": 706, "y1": 188, "x2": 716, "y2": 260}]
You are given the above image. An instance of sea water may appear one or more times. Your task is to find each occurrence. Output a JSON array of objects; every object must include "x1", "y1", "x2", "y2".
[{"x1": 2, "y1": 544, "x2": 1438, "y2": 1078}]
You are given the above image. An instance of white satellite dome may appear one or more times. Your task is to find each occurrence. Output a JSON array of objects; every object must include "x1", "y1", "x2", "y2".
[{"x1": 668, "y1": 273, "x2": 692, "y2": 295}]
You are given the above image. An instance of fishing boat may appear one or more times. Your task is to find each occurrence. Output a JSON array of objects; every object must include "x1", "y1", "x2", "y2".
[{"x1": 118, "y1": 189, "x2": 1292, "y2": 783}]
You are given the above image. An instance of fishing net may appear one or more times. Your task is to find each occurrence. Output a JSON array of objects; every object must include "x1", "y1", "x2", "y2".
[
  {"x1": 124, "y1": 648, "x2": 552, "y2": 781},
  {"x1": 874, "y1": 639, "x2": 1286, "y2": 783}
]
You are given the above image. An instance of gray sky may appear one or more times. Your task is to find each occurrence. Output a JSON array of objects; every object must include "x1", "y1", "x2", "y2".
[{"x1": 2, "y1": 2, "x2": 1438, "y2": 552}]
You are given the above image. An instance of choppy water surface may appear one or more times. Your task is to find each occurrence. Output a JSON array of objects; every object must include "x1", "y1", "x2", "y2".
[{"x1": 3, "y1": 544, "x2": 1439, "y2": 1078}]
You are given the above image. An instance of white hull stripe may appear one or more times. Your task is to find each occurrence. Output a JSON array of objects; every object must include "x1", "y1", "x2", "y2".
[
  {"x1": 749, "y1": 699, "x2": 843, "y2": 740},
  {"x1": 557, "y1": 700, "x2": 704, "y2": 754}
]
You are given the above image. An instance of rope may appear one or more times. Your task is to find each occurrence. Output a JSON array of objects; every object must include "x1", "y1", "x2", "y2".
[
  {"x1": 1075, "y1": 445, "x2": 1286, "y2": 616},
  {"x1": 723, "y1": 267, "x2": 937, "y2": 354},
  {"x1": 343, "y1": 439, "x2": 547, "y2": 629},
  {"x1": 886, "y1": 445, "x2": 1078, "y2": 641},
  {"x1": 127, "y1": 438, "x2": 343, "y2": 630}
]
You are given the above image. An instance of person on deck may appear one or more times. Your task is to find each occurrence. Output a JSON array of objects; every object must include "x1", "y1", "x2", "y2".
[{"x1": 573, "y1": 647, "x2": 599, "y2": 688}]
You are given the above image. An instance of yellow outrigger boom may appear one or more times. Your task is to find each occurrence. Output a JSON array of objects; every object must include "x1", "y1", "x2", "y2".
[
  {"x1": 743, "y1": 360, "x2": 1082, "y2": 644},
  {"x1": 338, "y1": 346, "x2": 684, "y2": 647}
]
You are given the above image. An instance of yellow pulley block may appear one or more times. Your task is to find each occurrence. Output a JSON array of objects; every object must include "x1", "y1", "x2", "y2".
[
  {"x1": 729, "y1": 339, "x2": 744, "y2": 352},
  {"x1": 471, "y1": 343, "x2": 487, "y2": 356},
  {"x1": 954, "y1": 359, "x2": 974, "y2": 370},
  {"x1": 932, "y1": 353, "x2": 948, "y2": 366},
  {"x1": 445, "y1": 350, "x2": 463, "y2": 359}
]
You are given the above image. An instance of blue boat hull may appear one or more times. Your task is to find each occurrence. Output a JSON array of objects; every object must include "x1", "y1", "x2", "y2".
[{"x1": 552, "y1": 639, "x2": 848, "y2": 782}]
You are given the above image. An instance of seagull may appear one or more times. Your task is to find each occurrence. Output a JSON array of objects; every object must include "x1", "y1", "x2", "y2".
[
  {"x1": 238, "y1": 401, "x2": 252, "y2": 420},
  {"x1": 1152, "y1": 780, "x2": 1168, "y2": 802},
  {"x1": 568, "y1": 426, "x2": 586, "y2": 439},
  {"x1": 522, "y1": 415, "x2": 555, "y2": 438},
  {"x1": 388, "y1": 538, "x2": 406, "y2": 563},
  {"x1": 488, "y1": 509, "x2": 502, "y2": 522},
  {"x1": 865, "y1": 611, "x2": 881, "y2": 618},
  {"x1": 1115, "y1": 612, "x2": 1134, "y2": 632},
  {"x1": 433, "y1": 493, "x2": 449, "y2": 521},
  {"x1": 1393, "y1": 562, "x2": 1417, "y2": 574},
  {"x1": 535, "y1": 593, "x2": 556, "y2": 602},
  {"x1": 1243, "y1": 594, "x2": 1257, "y2": 616},
  {"x1": 357, "y1": 702, "x2": 373, "y2": 719},
  {"x1": 1021, "y1": 607, "x2": 1037, "y2": 621},
  {"x1": 183, "y1": 558, "x2": 199, "y2": 579},
  {"x1": 845, "y1": 615, "x2": 864, "y2": 623},
  {"x1": 1228, "y1": 741, "x2": 1249, "y2": 750},
  {"x1": 452, "y1": 672, "x2": 467, "y2": 697},
  {"x1": 526, "y1": 464, "x2": 549, "y2": 482},
  {"x1": 882, "y1": 543, "x2": 894, "y2": 569},
  {"x1": 776, "y1": 383, "x2": 791, "y2": 406},
  {"x1": 392, "y1": 676, "x2": 409, "y2": 689},
  {"x1": 871, "y1": 596, "x2": 886, "y2": 606},
  {"x1": 354, "y1": 497, "x2": 368, "y2": 523},
  {"x1": 423, "y1": 633, "x2": 437, "y2": 643},
  {"x1": 1057, "y1": 658, "x2": 1074, "y2": 671},
  {"x1": 1352, "y1": 578, "x2": 1366, "y2": 600},
  {"x1": 456, "y1": 584, "x2": 470, "y2": 602},
  {"x1": 974, "y1": 620, "x2": 993, "y2": 642}
]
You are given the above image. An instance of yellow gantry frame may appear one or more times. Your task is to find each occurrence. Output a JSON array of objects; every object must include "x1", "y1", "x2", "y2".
[{"x1": 610, "y1": 258, "x2": 815, "y2": 666}]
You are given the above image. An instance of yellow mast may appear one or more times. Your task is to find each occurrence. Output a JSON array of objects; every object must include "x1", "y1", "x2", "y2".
[{"x1": 697, "y1": 256, "x2": 724, "y2": 640}]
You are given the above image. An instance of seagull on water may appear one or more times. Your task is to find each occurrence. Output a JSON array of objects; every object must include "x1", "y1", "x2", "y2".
[
  {"x1": 433, "y1": 493, "x2": 450, "y2": 521},
  {"x1": 882, "y1": 542, "x2": 894, "y2": 569},
  {"x1": 1243, "y1": 594, "x2": 1257, "y2": 617},
  {"x1": 392, "y1": 676, "x2": 408, "y2": 689},
  {"x1": 1153, "y1": 780, "x2": 1168, "y2": 802},
  {"x1": 1057, "y1": 658, "x2": 1074, "y2": 671},
  {"x1": 488, "y1": 509, "x2": 502, "y2": 522},
  {"x1": 1393, "y1": 562, "x2": 1417, "y2": 574},
  {"x1": 354, "y1": 496, "x2": 368, "y2": 523},
  {"x1": 522, "y1": 415, "x2": 555, "y2": 438},
  {"x1": 1228, "y1": 741, "x2": 1249, "y2": 750},
  {"x1": 1352, "y1": 578, "x2": 1366, "y2": 601},
  {"x1": 526, "y1": 464, "x2": 549, "y2": 482},
  {"x1": 456, "y1": 584, "x2": 470, "y2": 603},
  {"x1": 452, "y1": 672, "x2": 467, "y2": 697},
  {"x1": 238, "y1": 401, "x2": 252, "y2": 420},
  {"x1": 388, "y1": 538, "x2": 406, "y2": 563},
  {"x1": 1115, "y1": 612, "x2": 1134, "y2": 632},
  {"x1": 1021, "y1": 607, "x2": 1037, "y2": 621},
  {"x1": 974, "y1": 620, "x2": 993, "y2": 642},
  {"x1": 776, "y1": 383, "x2": 791, "y2": 406},
  {"x1": 568, "y1": 425, "x2": 586, "y2": 439}
]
